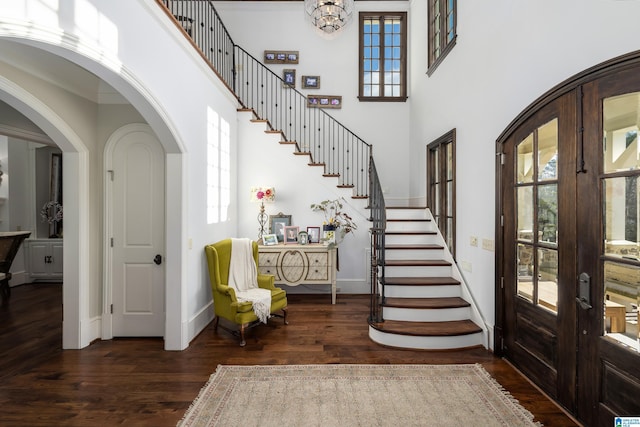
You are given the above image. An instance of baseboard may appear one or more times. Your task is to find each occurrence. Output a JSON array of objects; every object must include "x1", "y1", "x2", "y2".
[
  {"x1": 187, "y1": 300, "x2": 215, "y2": 344},
  {"x1": 8, "y1": 271, "x2": 29, "y2": 287}
]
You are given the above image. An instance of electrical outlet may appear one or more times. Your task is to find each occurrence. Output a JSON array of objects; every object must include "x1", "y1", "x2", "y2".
[
  {"x1": 470, "y1": 236, "x2": 478, "y2": 247},
  {"x1": 460, "y1": 261, "x2": 472, "y2": 272},
  {"x1": 482, "y1": 238, "x2": 495, "y2": 251}
]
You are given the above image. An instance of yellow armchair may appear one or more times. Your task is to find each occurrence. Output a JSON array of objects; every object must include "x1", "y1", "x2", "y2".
[{"x1": 205, "y1": 239, "x2": 288, "y2": 346}]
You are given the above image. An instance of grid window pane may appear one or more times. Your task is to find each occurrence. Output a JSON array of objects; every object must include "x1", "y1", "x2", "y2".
[{"x1": 359, "y1": 12, "x2": 406, "y2": 100}]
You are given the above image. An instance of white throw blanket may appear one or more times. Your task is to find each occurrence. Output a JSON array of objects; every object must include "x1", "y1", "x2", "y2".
[{"x1": 228, "y1": 238, "x2": 271, "y2": 323}]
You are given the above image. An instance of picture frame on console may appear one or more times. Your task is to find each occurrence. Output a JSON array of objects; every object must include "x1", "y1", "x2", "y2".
[
  {"x1": 269, "y1": 213, "x2": 292, "y2": 242},
  {"x1": 307, "y1": 226, "x2": 320, "y2": 243},
  {"x1": 284, "y1": 226, "x2": 299, "y2": 244},
  {"x1": 262, "y1": 234, "x2": 278, "y2": 246}
]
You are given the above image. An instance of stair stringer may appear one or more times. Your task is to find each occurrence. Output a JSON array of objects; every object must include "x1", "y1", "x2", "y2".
[{"x1": 420, "y1": 208, "x2": 490, "y2": 348}]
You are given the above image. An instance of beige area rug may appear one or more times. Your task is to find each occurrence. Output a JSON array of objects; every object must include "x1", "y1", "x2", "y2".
[{"x1": 178, "y1": 364, "x2": 542, "y2": 427}]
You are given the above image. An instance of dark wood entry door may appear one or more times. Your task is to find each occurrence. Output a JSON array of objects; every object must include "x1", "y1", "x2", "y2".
[
  {"x1": 577, "y1": 69, "x2": 640, "y2": 425},
  {"x1": 499, "y1": 91, "x2": 578, "y2": 412},
  {"x1": 499, "y1": 59, "x2": 640, "y2": 426}
]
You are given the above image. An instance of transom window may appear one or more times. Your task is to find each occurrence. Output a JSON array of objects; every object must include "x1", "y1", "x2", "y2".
[
  {"x1": 428, "y1": 0, "x2": 456, "y2": 75},
  {"x1": 358, "y1": 12, "x2": 407, "y2": 102}
]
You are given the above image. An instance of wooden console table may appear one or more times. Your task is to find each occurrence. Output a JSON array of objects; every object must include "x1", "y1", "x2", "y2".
[{"x1": 258, "y1": 243, "x2": 337, "y2": 304}]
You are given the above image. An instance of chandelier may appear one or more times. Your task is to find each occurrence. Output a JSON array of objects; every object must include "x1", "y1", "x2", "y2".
[{"x1": 304, "y1": 0, "x2": 354, "y2": 34}]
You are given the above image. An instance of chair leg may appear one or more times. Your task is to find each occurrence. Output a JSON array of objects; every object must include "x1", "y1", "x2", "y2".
[
  {"x1": 212, "y1": 316, "x2": 219, "y2": 331},
  {"x1": 282, "y1": 307, "x2": 289, "y2": 325},
  {"x1": 239, "y1": 323, "x2": 247, "y2": 347}
]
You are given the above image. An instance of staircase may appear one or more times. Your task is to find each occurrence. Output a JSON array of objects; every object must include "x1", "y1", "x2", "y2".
[
  {"x1": 157, "y1": 0, "x2": 488, "y2": 351},
  {"x1": 369, "y1": 207, "x2": 486, "y2": 350}
]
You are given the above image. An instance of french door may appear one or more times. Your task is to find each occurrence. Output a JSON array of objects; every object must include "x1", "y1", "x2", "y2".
[
  {"x1": 498, "y1": 58, "x2": 640, "y2": 425},
  {"x1": 427, "y1": 129, "x2": 456, "y2": 256}
]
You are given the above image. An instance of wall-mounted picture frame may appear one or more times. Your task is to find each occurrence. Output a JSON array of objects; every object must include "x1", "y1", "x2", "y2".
[
  {"x1": 307, "y1": 95, "x2": 342, "y2": 109},
  {"x1": 269, "y1": 213, "x2": 292, "y2": 242},
  {"x1": 302, "y1": 75, "x2": 320, "y2": 89},
  {"x1": 283, "y1": 69, "x2": 296, "y2": 88},
  {"x1": 307, "y1": 226, "x2": 320, "y2": 243},
  {"x1": 262, "y1": 234, "x2": 279, "y2": 246},
  {"x1": 264, "y1": 50, "x2": 299, "y2": 64},
  {"x1": 284, "y1": 226, "x2": 300, "y2": 244}
]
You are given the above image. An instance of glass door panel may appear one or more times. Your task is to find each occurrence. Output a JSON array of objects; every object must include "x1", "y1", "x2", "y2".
[{"x1": 515, "y1": 119, "x2": 559, "y2": 314}]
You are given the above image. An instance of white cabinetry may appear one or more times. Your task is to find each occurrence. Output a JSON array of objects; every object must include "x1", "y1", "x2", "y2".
[{"x1": 26, "y1": 239, "x2": 63, "y2": 281}]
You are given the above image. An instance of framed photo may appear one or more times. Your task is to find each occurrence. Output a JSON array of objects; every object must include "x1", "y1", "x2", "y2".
[
  {"x1": 284, "y1": 226, "x2": 300, "y2": 244},
  {"x1": 307, "y1": 95, "x2": 342, "y2": 109},
  {"x1": 269, "y1": 213, "x2": 292, "y2": 242},
  {"x1": 307, "y1": 226, "x2": 320, "y2": 243},
  {"x1": 264, "y1": 50, "x2": 299, "y2": 64},
  {"x1": 283, "y1": 69, "x2": 296, "y2": 88},
  {"x1": 262, "y1": 234, "x2": 278, "y2": 246},
  {"x1": 302, "y1": 75, "x2": 320, "y2": 89}
]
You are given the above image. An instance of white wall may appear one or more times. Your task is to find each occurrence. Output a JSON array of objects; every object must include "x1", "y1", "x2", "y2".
[
  {"x1": 408, "y1": 0, "x2": 640, "y2": 328},
  {"x1": 0, "y1": 0, "x2": 242, "y2": 349},
  {"x1": 236, "y1": 111, "x2": 371, "y2": 295}
]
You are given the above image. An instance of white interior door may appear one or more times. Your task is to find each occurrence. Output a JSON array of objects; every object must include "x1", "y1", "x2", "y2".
[{"x1": 110, "y1": 129, "x2": 165, "y2": 337}]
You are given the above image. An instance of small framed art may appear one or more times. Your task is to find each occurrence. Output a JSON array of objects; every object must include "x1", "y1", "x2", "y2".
[
  {"x1": 262, "y1": 234, "x2": 278, "y2": 246},
  {"x1": 270, "y1": 213, "x2": 292, "y2": 242},
  {"x1": 283, "y1": 69, "x2": 296, "y2": 88},
  {"x1": 284, "y1": 226, "x2": 300, "y2": 244},
  {"x1": 307, "y1": 226, "x2": 320, "y2": 243},
  {"x1": 307, "y1": 95, "x2": 342, "y2": 109},
  {"x1": 264, "y1": 50, "x2": 299, "y2": 64},
  {"x1": 302, "y1": 75, "x2": 320, "y2": 89}
]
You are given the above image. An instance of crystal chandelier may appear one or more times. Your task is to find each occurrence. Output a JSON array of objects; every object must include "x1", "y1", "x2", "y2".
[{"x1": 304, "y1": 0, "x2": 354, "y2": 34}]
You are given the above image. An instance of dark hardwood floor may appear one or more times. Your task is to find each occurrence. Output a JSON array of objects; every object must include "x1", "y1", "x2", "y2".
[{"x1": 0, "y1": 283, "x2": 580, "y2": 426}]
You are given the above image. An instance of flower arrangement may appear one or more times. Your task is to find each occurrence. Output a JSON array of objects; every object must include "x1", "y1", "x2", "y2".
[
  {"x1": 40, "y1": 201, "x2": 63, "y2": 224},
  {"x1": 310, "y1": 198, "x2": 357, "y2": 244},
  {"x1": 250, "y1": 186, "x2": 275, "y2": 203}
]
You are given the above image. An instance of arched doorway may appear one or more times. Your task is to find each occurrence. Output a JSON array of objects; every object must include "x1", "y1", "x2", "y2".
[{"x1": 0, "y1": 39, "x2": 185, "y2": 350}]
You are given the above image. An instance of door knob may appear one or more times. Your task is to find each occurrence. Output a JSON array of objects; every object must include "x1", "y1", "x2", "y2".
[{"x1": 154, "y1": 254, "x2": 162, "y2": 265}]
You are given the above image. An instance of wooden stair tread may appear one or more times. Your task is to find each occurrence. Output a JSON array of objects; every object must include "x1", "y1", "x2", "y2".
[
  {"x1": 383, "y1": 277, "x2": 460, "y2": 286},
  {"x1": 384, "y1": 297, "x2": 470, "y2": 309},
  {"x1": 385, "y1": 243, "x2": 443, "y2": 250},
  {"x1": 369, "y1": 319, "x2": 482, "y2": 336},
  {"x1": 385, "y1": 259, "x2": 451, "y2": 267},
  {"x1": 387, "y1": 218, "x2": 431, "y2": 222},
  {"x1": 386, "y1": 206, "x2": 427, "y2": 209}
]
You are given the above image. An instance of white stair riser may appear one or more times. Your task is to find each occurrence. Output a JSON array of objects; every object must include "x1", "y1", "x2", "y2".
[
  {"x1": 369, "y1": 327, "x2": 483, "y2": 350},
  {"x1": 386, "y1": 221, "x2": 434, "y2": 232},
  {"x1": 383, "y1": 284, "x2": 460, "y2": 298},
  {"x1": 386, "y1": 209, "x2": 428, "y2": 220},
  {"x1": 385, "y1": 249, "x2": 445, "y2": 260},
  {"x1": 383, "y1": 306, "x2": 471, "y2": 322},
  {"x1": 385, "y1": 265, "x2": 452, "y2": 277},
  {"x1": 385, "y1": 234, "x2": 438, "y2": 245}
]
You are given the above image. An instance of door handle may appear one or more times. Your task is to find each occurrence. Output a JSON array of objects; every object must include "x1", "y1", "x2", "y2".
[
  {"x1": 154, "y1": 254, "x2": 162, "y2": 265},
  {"x1": 575, "y1": 272, "x2": 592, "y2": 310}
]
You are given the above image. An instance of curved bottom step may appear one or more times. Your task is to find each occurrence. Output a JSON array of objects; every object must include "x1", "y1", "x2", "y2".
[{"x1": 368, "y1": 320, "x2": 484, "y2": 350}]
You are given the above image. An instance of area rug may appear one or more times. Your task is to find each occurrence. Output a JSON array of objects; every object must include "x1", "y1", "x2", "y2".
[{"x1": 178, "y1": 364, "x2": 542, "y2": 427}]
